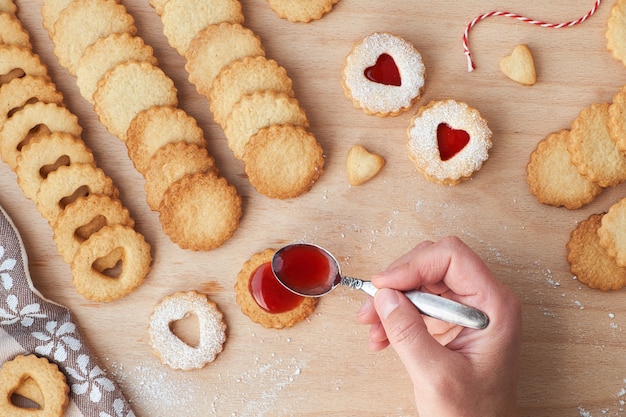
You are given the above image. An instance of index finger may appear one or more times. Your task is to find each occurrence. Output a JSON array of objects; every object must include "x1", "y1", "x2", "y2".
[{"x1": 372, "y1": 236, "x2": 497, "y2": 297}]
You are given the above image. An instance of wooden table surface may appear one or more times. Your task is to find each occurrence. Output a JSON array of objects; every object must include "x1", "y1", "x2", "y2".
[{"x1": 5, "y1": 0, "x2": 626, "y2": 415}]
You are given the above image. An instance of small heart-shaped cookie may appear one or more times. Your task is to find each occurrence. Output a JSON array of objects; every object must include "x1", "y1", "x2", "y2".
[
  {"x1": 346, "y1": 144, "x2": 385, "y2": 186},
  {"x1": 499, "y1": 44, "x2": 536, "y2": 86}
]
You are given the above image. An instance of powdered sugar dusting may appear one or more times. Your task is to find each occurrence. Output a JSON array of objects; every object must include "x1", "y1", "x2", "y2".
[
  {"x1": 407, "y1": 99, "x2": 492, "y2": 184},
  {"x1": 343, "y1": 32, "x2": 425, "y2": 115}
]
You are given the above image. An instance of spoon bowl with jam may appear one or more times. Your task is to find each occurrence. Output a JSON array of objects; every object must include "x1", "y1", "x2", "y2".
[{"x1": 271, "y1": 243, "x2": 489, "y2": 330}]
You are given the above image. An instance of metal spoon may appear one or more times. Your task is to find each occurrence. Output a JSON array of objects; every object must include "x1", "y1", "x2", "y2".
[{"x1": 271, "y1": 243, "x2": 489, "y2": 330}]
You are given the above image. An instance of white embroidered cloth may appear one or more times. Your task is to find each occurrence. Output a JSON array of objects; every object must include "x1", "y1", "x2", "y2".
[{"x1": 0, "y1": 205, "x2": 135, "y2": 417}]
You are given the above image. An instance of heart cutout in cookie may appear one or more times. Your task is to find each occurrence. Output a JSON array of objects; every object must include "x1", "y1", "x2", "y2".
[
  {"x1": 364, "y1": 53, "x2": 401, "y2": 86},
  {"x1": 437, "y1": 123, "x2": 470, "y2": 161},
  {"x1": 499, "y1": 44, "x2": 536, "y2": 86}
]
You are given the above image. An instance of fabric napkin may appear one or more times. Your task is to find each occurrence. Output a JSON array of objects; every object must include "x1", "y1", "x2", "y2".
[{"x1": 0, "y1": 204, "x2": 136, "y2": 417}]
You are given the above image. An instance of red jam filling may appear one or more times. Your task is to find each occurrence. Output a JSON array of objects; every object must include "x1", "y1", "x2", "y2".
[
  {"x1": 437, "y1": 123, "x2": 470, "y2": 161},
  {"x1": 272, "y1": 244, "x2": 339, "y2": 296},
  {"x1": 249, "y1": 262, "x2": 303, "y2": 314},
  {"x1": 364, "y1": 53, "x2": 401, "y2": 86}
]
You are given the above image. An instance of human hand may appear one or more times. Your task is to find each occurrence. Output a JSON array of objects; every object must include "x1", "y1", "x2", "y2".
[{"x1": 357, "y1": 236, "x2": 521, "y2": 417}]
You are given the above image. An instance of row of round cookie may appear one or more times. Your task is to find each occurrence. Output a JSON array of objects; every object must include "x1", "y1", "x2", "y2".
[
  {"x1": 0, "y1": 10, "x2": 150, "y2": 302},
  {"x1": 40, "y1": 0, "x2": 243, "y2": 251},
  {"x1": 527, "y1": 87, "x2": 626, "y2": 210},
  {"x1": 149, "y1": 0, "x2": 325, "y2": 199}
]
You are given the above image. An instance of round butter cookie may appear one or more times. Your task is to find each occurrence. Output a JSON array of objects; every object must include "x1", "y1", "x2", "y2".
[
  {"x1": 243, "y1": 124, "x2": 324, "y2": 199},
  {"x1": 0, "y1": 12, "x2": 31, "y2": 48},
  {"x1": 93, "y1": 61, "x2": 178, "y2": 141},
  {"x1": 342, "y1": 32, "x2": 425, "y2": 117},
  {"x1": 234, "y1": 248, "x2": 318, "y2": 329},
  {"x1": 144, "y1": 141, "x2": 217, "y2": 211},
  {"x1": 224, "y1": 90, "x2": 308, "y2": 160},
  {"x1": 126, "y1": 105, "x2": 206, "y2": 175},
  {"x1": 185, "y1": 22, "x2": 265, "y2": 97},
  {"x1": 210, "y1": 56, "x2": 294, "y2": 128},
  {"x1": 526, "y1": 129, "x2": 602, "y2": 209},
  {"x1": 407, "y1": 99, "x2": 492, "y2": 185},
  {"x1": 267, "y1": 0, "x2": 341, "y2": 23},
  {"x1": 76, "y1": 33, "x2": 157, "y2": 104},
  {"x1": 159, "y1": 172, "x2": 242, "y2": 251},
  {"x1": 161, "y1": 0, "x2": 244, "y2": 55},
  {"x1": 52, "y1": 0, "x2": 137, "y2": 75},
  {"x1": 568, "y1": 213, "x2": 626, "y2": 291}
]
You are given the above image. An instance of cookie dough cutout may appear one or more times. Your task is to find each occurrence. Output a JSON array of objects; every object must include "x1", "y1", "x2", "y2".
[
  {"x1": 0, "y1": 354, "x2": 69, "y2": 417},
  {"x1": 342, "y1": 32, "x2": 425, "y2": 117},
  {"x1": 526, "y1": 129, "x2": 602, "y2": 209},
  {"x1": 235, "y1": 248, "x2": 318, "y2": 329},
  {"x1": 346, "y1": 144, "x2": 385, "y2": 186},
  {"x1": 159, "y1": 172, "x2": 242, "y2": 251},
  {"x1": 599, "y1": 198, "x2": 626, "y2": 267},
  {"x1": 568, "y1": 213, "x2": 626, "y2": 290},
  {"x1": 149, "y1": 290, "x2": 226, "y2": 370},
  {"x1": 36, "y1": 163, "x2": 119, "y2": 226},
  {"x1": 16, "y1": 131, "x2": 95, "y2": 202},
  {"x1": 71, "y1": 224, "x2": 151, "y2": 302},
  {"x1": 569, "y1": 102, "x2": 626, "y2": 187},
  {"x1": 0, "y1": 75, "x2": 63, "y2": 127},
  {"x1": 53, "y1": 194, "x2": 135, "y2": 264},
  {"x1": 243, "y1": 124, "x2": 324, "y2": 199},
  {"x1": 0, "y1": 45, "x2": 49, "y2": 87},
  {"x1": 407, "y1": 99, "x2": 492, "y2": 185},
  {"x1": 499, "y1": 44, "x2": 536, "y2": 86},
  {"x1": 267, "y1": 0, "x2": 341, "y2": 23},
  {"x1": 0, "y1": 102, "x2": 82, "y2": 171}
]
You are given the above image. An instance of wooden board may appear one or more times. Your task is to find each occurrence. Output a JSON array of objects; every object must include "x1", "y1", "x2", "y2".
[{"x1": 4, "y1": 1, "x2": 626, "y2": 415}]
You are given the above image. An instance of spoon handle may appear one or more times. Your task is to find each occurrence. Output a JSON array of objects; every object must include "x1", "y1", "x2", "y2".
[{"x1": 345, "y1": 278, "x2": 489, "y2": 330}]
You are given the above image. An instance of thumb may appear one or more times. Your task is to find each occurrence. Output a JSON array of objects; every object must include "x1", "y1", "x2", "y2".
[{"x1": 374, "y1": 288, "x2": 449, "y2": 380}]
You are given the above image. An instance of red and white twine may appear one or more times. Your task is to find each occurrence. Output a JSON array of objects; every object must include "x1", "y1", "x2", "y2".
[{"x1": 463, "y1": 0, "x2": 602, "y2": 72}]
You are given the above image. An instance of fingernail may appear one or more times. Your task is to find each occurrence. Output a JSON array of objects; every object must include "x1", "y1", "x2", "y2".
[{"x1": 375, "y1": 289, "x2": 400, "y2": 320}]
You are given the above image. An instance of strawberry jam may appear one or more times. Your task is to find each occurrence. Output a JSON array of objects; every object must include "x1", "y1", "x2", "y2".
[
  {"x1": 249, "y1": 262, "x2": 303, "y2": 314},
  {"x1": 364, "y1": 53, "x2": 401, "y2": 86},
  {"x1": 437, "y1": 123, "x2": 470, "y2": 161},
  {"x1": 272, "y1": 244, "x2": 340, "y2": 296}
]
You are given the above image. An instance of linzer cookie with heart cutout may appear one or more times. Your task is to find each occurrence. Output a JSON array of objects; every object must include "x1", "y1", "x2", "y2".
[
  {"x1": 342, "y1": 32, "x2": 425, "y2": 117},
  {"x1": 407, "y1": 99, "x2": 492, "y2": 185}
]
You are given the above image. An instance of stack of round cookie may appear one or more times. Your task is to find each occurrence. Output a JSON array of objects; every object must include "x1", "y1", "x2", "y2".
[
  {"x1": 41, "y1": 0, "x2": 242, "y2": 251},
  {"x1": 0, "y1": 4, "x2": 150, "y2": 302},
  {"x1": 150, "y1": 0, "x2": 325, "y2": 199}
]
